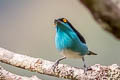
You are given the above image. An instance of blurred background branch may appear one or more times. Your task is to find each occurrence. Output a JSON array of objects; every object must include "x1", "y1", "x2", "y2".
[
  {"x1": 0, "y1": 47, "x2": 120, "y2": 80},
  {"x1": 0, "y1": 66, "x2": 42, "y2": 80},
  {"x1": 79, "y1": 0, "x2": 120, "y2": 39}
]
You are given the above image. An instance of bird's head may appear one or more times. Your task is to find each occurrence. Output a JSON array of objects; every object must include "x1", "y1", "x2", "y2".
[
  {"x1": 54, "y1": 18, "x2": 67, "y2": 25},
  {"x1": 54, "y1": 18, "x2": 73, "y2": 32},
  {"x1": 54, "y1": 18, "x2": 86, "y2": 44}
]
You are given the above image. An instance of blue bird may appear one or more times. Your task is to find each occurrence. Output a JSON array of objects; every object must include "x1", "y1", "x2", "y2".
[{"x1": 53, "y1": 18, "x2": 97, "y2": 72}]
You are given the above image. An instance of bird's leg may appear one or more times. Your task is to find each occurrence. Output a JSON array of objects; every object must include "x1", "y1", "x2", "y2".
[
  {"x1": 82, "y1": 56, "x2": 87, "y2": 74},
  {"x1": 52, "y1": 56, "x2": 66, "y2": 70}
]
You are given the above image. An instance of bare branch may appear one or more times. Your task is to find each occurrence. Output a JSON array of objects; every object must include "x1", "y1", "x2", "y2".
[
  {"x1": 0, "y1": 47, "x2": 120, "y2": 80},
  {"x1": 79, "y1": 0, "x2": 120, "y2": 39},
  {"x1": 0, "y1": 66, "x2": 42, "y2": 80}
]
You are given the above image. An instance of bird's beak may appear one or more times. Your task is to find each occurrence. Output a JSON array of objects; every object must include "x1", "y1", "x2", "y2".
[
  {"x1": 54, "y1": 19, "x2": 62, "y2": 26},
  {"x1": 54, "y1": 19, "x2": 57, "y2": 26}
]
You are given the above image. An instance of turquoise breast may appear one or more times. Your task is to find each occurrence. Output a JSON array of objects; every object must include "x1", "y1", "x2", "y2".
[{"x1": 55, "y1": 28, "x2": 88, "y2": 56}]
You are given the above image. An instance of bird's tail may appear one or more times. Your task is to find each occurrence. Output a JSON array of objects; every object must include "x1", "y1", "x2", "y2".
[{"x1": 87, "y1": 51, "x2": 97, "y2": 55}]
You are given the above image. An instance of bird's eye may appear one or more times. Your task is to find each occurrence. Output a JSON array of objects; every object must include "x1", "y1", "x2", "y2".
[{"x1": 62, "y1": 18, "x2": 67, "y2": 23}]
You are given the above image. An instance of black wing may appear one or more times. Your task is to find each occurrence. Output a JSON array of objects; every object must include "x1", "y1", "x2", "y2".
[{"x1": 67, "y1": 21, "x2": 86, "y2": 44}]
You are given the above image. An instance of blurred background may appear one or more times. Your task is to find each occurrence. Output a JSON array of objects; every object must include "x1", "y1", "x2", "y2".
[{"x1": 0, "y1": 0, "x2": 120, "y2": 80}]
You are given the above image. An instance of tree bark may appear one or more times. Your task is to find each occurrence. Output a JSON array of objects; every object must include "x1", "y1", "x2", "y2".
[
  {"x1": 79, "y1": 0, "x2": 120, "y2": 39},
  {"x1": 0, "y1": 66, "x2": 42, "y2": 80},
  {"x1": 0, "y1": 47, "x2": 120, "y2": 80}
]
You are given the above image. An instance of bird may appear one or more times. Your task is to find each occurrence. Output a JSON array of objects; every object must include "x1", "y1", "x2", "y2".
[{"x1": 53, "y1": 18, "x2": 97, "y2": 72}]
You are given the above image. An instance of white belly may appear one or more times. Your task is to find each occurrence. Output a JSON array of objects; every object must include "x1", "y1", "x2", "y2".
[{"x1": 61, "y1": 50, "x2": 83, "y2": 58}]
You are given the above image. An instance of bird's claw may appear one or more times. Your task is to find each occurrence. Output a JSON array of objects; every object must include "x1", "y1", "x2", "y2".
[
  {"x1": 83, "y1": 67, "x2": 87, "y2": 75},
  {"x1": 52, "y1": 61, "x2": 59, "y2": 71},
  {"x1": 83, "y1": 67, "x2": 92, "y2": 75},
  {"x1": 52, "y1": 57, "x2": 66, "y2": 71}
]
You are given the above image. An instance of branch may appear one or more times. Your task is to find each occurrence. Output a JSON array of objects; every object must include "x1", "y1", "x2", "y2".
[
  {"x1": 0, "y1": 66, "x2": 42, "y2": 80},
  {"x1": 79, "y1": 0, "x2": 120, "y2": 39},
  {"x1": 0, "y1": 47, "x2": 120, "y2": 80}
]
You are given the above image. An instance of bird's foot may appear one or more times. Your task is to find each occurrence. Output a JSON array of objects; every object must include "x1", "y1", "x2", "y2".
[
  {"x1": 83, "y1": 63, "x2": 88, "y2": 74},
  {"x1": 82, "y1": 57, "x2": 88, "y2": 75},
  {"x1": 83, "y1": 67, "x2": 87, "y2": 75},
  {"x1": 52, "y1": 60, "x2": 60, "y2": 71},
  {"x1": 83, "y1": 67, "x2": 92, "y2": 75},
  {"x1": 52, "y1": 56, "x2": 66, "y2": 71}
]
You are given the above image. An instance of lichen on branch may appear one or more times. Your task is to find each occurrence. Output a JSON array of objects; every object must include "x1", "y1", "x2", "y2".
[{"x1": 0, "y1": 47, "x2": 120, "y2": 80}]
